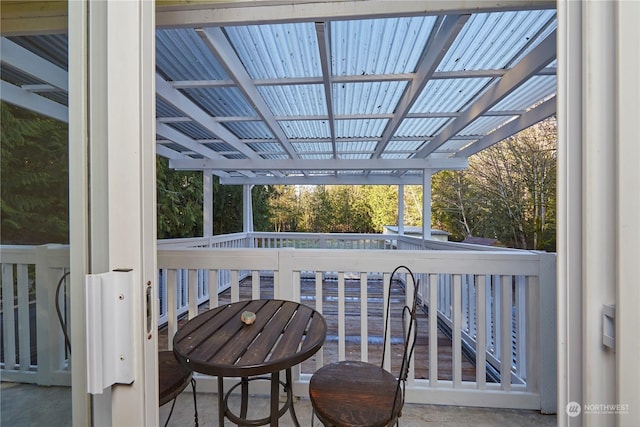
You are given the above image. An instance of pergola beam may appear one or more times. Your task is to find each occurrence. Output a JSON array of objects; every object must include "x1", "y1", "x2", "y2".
[
  {"x1": 168, "y1": 67, "x2": 556, "y2": 88},
  {"x1": 455, "y1": 95, "x2": 556, "y2": 158},
  {"x1": 155, "y1": 74, "x2": 265, "y2": 161},
  {"x1": 416, "y1": 29, "x2": 557, "y2": 157},
  {"x1": 372, "y1": 14, "x2": 470, "y2": 159},
  {"x1": 220, "y1": 174, "x2": 444, "y2": 186},
  {"x1": 315, "y1": 21, "x2": 338, "y2": 159},
  {"x1": 1, "y1": 37, "x2": 68, "y2": 91},
  {"x1": 197, "y1": 27, "x2": 299, "y2": 160},
  {"x1": 156, "y1": 1, "x2": 555, "y2": 28},
  {"x1": 169, "y1": 157, "x2": 468, "y2": 171},
  {"x1": 0, "y1": 80, "x2": 68, "y2": 122}
]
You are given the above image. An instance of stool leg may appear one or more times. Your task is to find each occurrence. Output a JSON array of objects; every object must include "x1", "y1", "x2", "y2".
[
  {"x1": 163, "y1": 397, "x2": 178, "y2": 427},
  {"x1": 190, "y1": 378, "x2": 199, "y2": 427}
]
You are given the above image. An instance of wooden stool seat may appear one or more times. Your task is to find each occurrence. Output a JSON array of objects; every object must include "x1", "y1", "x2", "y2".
[
  {"x1": 159, "y1": 350, "x2": 192, "y2": 406},
  {"x1": 309, "y1": 360, "x2": 402, "y2": 427},
  {"x1": 159, "y1": 351, "x2": 198, "y2": 427}
]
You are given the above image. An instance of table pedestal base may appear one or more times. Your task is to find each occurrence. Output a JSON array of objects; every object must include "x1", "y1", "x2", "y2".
[{"x1": 218, "y1": 369, "x2": 300, "y2": 427}]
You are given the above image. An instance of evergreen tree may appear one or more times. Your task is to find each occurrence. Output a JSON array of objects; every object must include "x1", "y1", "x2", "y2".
[{"x1": 1, "y1": 103, "x2": 69, "y2": 244}]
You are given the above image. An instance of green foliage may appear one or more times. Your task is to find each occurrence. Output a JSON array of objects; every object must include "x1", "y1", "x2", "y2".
[
  {"x1": 156, "y1": 157, "x2": 204, "y2": 238},
  {"x1": 1, "y1": 102, "x2": 69, "y2": 244},
  {"x1": 156, "y1": 159, "x2": 274, "y2": 237},
  {"x1": 431, "y1": 118, "x2": 557, "y2": 251}
]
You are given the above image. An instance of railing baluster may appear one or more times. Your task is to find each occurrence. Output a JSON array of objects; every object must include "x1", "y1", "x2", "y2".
[
  {"x1": 2, "y1": 264, "x2": 17, "y2": 370},
  {"x1": 17, "y1": 264, "x2": 30, "y2": 371},
  {"x1": 475, "y1": 274, "x2": 487, "y2": 389},
  {"x1": 429, "y1": 273, "x2": 438, "y2": 388},
  {"x1": 500, "y1": 275, "x2": 513, "y2": 391},
  {"x1": 452, "y1": 274, "x2": 462, "y2": 388},
  {"x1": 338, "y1": 271, "x2": 345, "y2": 361},
  {"x1": 315, "y1": 271, "x2": 324, "y2": 370},
  {"x1": 360, "y1": 272, "x2": 368, "y2": 363},
  {"x1": 167, "y1": 269, "x2": 177, "y2": 350},
  {"x1": 188, "y1": 269, "x2": 198, "y2": 319},
  {"x1": 208, "y1": 269, "x2": 219, "y2": 309}
]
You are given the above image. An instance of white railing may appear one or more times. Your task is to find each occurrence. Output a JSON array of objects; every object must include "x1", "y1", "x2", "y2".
[
  {"x1": 157, "y1": 246, "x2": 557, "y2": 412},
  {"x1": 0, "y1": 237, "x2": 556, "y2": 412},
  {"x1": 0, "y1": 244, "x2": 71, "y2": 386}
]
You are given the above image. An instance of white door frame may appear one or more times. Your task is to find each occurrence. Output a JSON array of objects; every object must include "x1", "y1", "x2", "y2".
[{"x1": 69, "y1": 1, "x2": 158, "y2": 426}]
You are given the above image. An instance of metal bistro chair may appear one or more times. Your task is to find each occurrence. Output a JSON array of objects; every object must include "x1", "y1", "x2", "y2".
[
  {"x1": 309, "y1": 265, "x2": 420, "y2": 427},
  {"x1": 159, "y1": 350, "x2": 199, "y2": 427}
]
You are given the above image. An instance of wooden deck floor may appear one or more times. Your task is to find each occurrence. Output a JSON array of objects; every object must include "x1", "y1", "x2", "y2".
[{"x1": 159, "y1": 276, "x2": 486, "y2": 383}]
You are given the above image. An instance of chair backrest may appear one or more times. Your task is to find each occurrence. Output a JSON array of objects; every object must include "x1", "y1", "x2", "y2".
[{"x1": 381, "y1": 265, "x2": 420, "y2": 414}]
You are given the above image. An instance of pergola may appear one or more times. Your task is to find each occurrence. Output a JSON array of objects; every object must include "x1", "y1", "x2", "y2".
[
  {"x1": 2, "y1": 2, "x2": 557, "y2": 239},
  {"x1": 1, "y1": 3, "x2": 556, "y2": 186}
]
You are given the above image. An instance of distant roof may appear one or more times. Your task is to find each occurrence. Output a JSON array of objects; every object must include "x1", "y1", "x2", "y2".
[
  {"x1": 1, "y1": 2, "x2": 557, "y2": 186},
  {"x1": 462, "y1": 236, "x2": 501, "y2": 246}
]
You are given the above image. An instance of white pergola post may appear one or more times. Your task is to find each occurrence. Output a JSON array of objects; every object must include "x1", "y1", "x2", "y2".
[
  {"x1": 422, "y1": 170, "x2": 432, "y2": 241},
  {"x1": 558, "y1": 1, "x2": 640, "y2": 425},
  {"x1": 398, "y1": 185, "x2": 405, "y2": 235},
  {"x1": 203, "y1": 169, "x2": 213, "y2": 238},
  {"x1": 243, "y1": 184, "x2": 254, "y2": 234}
]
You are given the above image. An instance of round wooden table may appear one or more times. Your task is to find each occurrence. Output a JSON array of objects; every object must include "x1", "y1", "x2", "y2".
[{"x1": 173, "y1": 299, "x2": 327, "y2": 426}]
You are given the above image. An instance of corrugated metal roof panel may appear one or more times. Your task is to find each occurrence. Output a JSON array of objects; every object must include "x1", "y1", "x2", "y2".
[
  {"x1": 411, "y1": 78, "x2": 491, "y2": 113},
  {"x1": 458, "y1": 116, "x2": 518, "y2": 136},
  {"x1": 203, "y1": 142, "x2": 236, "y2": 152},
  {"x1": 1, "y1": 65, "x2": 45, "y2": 86},
  {"x1": 381, "y1": 153, "x2": 412, "y2": 159},
  {"x1": 331, "y1": 16, "x2": 437, "y2": 75},
  {"x1": 336, "y1": 141, "x2": 377, "y2": 152},
  {"x1": 258, "y1": 85, "x2": 327, "y2": 116},
  {"x1": 335, "y1": 119, "x2": 388, "y2": 138},
  {"x1": 300, "y1": 154, "x2": 333, "y2": 160},
  {"x1": 225, "y1": 23, "x2": 322, "y2": 79},
  {"x1": 156, "y1": 98, "x2": 185, "y2": 118},
  {"x1": 8, "y1": 34, "x2": 68, "y2": 69},
  {"x1": 385, "y1": 140, "x2": 424, "y2": 151},
  {"x1": 338, "y1": 153, "x2": 371, "y2": 160},
  {"x1": 490, "y1": 75, "x2": 556, "y2": 112},
  {"x1": 279, "y1": 120, "x2": 330, "y2": 138},
  {"x1": 168, "y1": 122, "x2": 216, "y2": 139},
  {"x1": 156, "y1": 29, "x2": 229, "y2": 80},
  {"x1": 181, "y1": 87, "x2": 256, "y2": 117},
  {"x1": 333, "y1": 81, "x2": 407, "y2": 115},
  {"x1": 292, "y1": 142, "x2": 332, "y2": 153},
  {"x1": 394, "y1": 118, "x2": 450, "y2": 137},
  {"x1": 222, "y1": 121, "x2": 273, "y2": 139},
  {"x1": 437, "y1": 10, "x2": 557, "y2": 72},
  {"x1": 247, "y1": 142, "x2": 284, "y2": 153},
  {"x1": 261, "y1": 154, "x2": 289, "y2": 159}
]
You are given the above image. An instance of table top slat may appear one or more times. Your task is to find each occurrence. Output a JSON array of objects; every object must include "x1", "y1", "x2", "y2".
[
  {"x1": 211, "y1": 300, "x2": 283, "y2": 365},
  {"x1": 268, "y1": 304, "x2": 313, "y2": 363},
  {"x1": 238, "y1": 301, "x2": 298, "y2": 366},
  {"x1": 189, "y1": 300, "x2": 268, "y2": 365}
]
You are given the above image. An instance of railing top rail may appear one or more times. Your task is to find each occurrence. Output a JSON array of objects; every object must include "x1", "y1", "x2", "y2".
[{"x1": 157, "y1": 247, "x2": 551, "y2": 276}]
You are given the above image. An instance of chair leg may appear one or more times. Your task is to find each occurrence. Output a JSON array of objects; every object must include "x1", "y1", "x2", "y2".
[
  {"x1": 163, "y1": 397, "x2": 178, "y2": 427},
  {"x1": 190, "y1": 378, "x2": 199, "y2": 427}
]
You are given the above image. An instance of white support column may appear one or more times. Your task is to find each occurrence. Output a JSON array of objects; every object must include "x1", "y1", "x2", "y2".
[
  {"x1": 615, "y1": 1, "x2": 640, "y2": 424},
  {"x1": 557, "y1": 1, "x2": 583, "y2": 425},
  {"x1": 70, "y1": 1, "x2": 158, "y2": 426},
  {"x1": 558, "y1": 1, "x2": 640, "y2": 425},
  {"x1": 398, "y1": 185, "x2": 405, "y2": 235},
  {"x1": 422, "y1": 170, "x2": 432, "y2": 241},
  {"x1": 203, "y1": 169, "x2": 213, "y2": 238},
  {"x1": 243, "y1": 184, "x2": 254, "y2": 233}
]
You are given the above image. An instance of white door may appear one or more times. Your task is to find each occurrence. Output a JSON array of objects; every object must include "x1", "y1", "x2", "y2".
[{"x1": 68, "y1": 1, "x2": 158, "y2": 425}]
